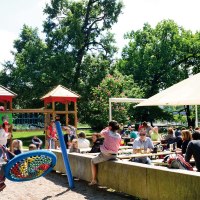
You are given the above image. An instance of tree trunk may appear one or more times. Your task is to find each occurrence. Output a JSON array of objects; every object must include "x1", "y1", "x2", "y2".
[{"x1": 185, "y1": 105, "x2": 195, "y2": 127}]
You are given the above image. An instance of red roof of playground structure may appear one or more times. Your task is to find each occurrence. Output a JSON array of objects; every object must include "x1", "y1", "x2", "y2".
[
  {"x1": 0, "y1": 85, "x2": 17, "y2": 102},
  {"x1": 41, "y1": 85, "x2": 80, "y2": 104}
]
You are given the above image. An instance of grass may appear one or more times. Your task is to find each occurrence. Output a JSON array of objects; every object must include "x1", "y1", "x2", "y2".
[
  {"x1": 12, "y1": 130, "x2": 45, "y2": 149},
  {"x1": 12, "y1": 126, "x2": 95, "y2": 149}
]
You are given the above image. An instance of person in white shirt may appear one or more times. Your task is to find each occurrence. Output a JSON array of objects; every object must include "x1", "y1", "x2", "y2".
[{"x1": 78, "y1": 132, "x2": 90, "y2": 148}]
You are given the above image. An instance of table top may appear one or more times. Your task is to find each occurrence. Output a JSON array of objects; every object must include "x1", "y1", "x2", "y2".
[
  {"x1": 119, "y1": 146, "x2": 132, "y2": 150},
  {"x1": 79, "y1": 147, "x2": 91, "y2": 153},
  {"x1": 117, "y1": 151, "x2": 174, "y2": 159}
]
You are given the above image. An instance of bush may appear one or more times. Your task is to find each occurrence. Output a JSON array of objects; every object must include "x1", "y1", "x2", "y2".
[{"x1": 88, "y1": 71, "x2": 143, "y2": 129}]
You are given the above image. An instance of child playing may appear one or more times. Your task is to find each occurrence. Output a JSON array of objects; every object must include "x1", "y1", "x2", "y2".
[
  {"x1": 89, "y1": 120, "x2": 121, "y2": 185},
  {"x1": 32, "y1": 136, "x2": 43, "y2": 149},
  {"x1": 64, "y1": 127, "x2": 76, "y2": 149},
  {"x1": 29, "y1": 144, "x2": 37, "y2": 151},
  {"x1": 11, "y1": 139, "x2": 23, "y2": 155},
  {"x1": 69, "y1": 139, "x2": 80, "y2": 153}
]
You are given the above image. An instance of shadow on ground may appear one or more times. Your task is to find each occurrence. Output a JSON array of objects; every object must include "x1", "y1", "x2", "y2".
[{"x1": 44, "y1": 171, "x2": 140, "y2": 200}]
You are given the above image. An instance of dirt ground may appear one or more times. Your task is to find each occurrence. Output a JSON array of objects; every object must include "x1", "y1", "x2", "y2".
[{"x1": 0, "y1": 172, "x2": 137, "y2": 200}]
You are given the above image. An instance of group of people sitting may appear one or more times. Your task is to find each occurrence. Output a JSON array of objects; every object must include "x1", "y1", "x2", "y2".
[
  {"x1": 64, "y1": 127, "x2": 103, "y2": 153},
  {"x1": 46, "y1": 120, "x2": 104, "y2": 153},
  {"x1": 119, "y1": 121, "x2": 200, "y2": 171}
]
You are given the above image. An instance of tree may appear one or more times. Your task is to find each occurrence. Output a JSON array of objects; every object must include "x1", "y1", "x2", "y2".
[
  {"x1": 2, "y1": 25, "x2": 48, "y2": 108},
  {"x1": 43, "y1": 0, "x2": 123, "y2": 89},
  {"x1": 88, "y1": 70, "x2": 143, "y2": 129},
  {"x1": 1, "y1": 0, "x2": 123, "y2": 112},
  {"x1": 118, "y1": 20, "x2": 200, "y2": 125}
]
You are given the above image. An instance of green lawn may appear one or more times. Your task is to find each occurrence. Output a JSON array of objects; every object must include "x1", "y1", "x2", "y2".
[
  {"x1": 12, "y1": 127, "x2": 94, "y2": 149},
  {"x1": 12, "y1": 130, "x2": 45, "y2": 149}
]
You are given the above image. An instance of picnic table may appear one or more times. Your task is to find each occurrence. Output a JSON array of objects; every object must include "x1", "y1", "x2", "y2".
[
  {"x1": 117, "y1": 151, "x2": 174, "y2": 160},
  {"x1": 119, "y1": 145, "x2": 132, "y2": 150},
  {"x1": 127, "y1": 140, "x2": 161, "y2": 146},
  {"x1": 79, "y1": 147, "x2": 91, "y2": 153}
]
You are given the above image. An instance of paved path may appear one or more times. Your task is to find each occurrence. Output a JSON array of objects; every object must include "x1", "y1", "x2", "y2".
[{"x1": 1, "y1": 172, "x2": 137, "y2": 200}]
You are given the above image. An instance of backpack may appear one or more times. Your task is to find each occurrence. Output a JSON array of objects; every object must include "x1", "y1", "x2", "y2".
[{"x1": 166, "y1": 154, "x2": 193, "y2": 171}]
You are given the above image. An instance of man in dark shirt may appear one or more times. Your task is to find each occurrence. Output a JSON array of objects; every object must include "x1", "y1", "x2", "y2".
[{"x1": 185, "y1": 131, "x2": 200, "y2": 172}]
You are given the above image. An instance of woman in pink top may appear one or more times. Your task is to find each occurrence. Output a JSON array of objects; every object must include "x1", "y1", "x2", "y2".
[{"x1": 89, "y1": 120, "x2": 121, "y2": 185}]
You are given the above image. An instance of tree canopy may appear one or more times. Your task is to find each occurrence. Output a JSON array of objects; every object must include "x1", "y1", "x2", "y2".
[{"x1": 1, "y1": 4, "x2": 200, "y2": 127}]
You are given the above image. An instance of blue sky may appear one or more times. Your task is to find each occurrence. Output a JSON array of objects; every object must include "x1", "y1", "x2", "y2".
[{"x1": 1, "y1": 0, "x2": 200, "y2": 68}]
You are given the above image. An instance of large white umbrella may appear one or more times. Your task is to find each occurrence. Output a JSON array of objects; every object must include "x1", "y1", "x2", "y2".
[{"x1": 136, "y1": 73, "x2": 200, "y2": 126}]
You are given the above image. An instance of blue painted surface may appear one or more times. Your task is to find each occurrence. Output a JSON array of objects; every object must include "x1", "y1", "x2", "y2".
[
  {"x1": 5, "y1": 150, "x2": 57, "y2": 182},
  {"x1": 55, "y1": 121, "x2": 74, "y2": 188}
]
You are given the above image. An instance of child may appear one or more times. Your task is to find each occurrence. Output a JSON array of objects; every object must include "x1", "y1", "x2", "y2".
[
  {"x1": 29, "y1": 144, "x2": 37, "y2": 151},
  {"x1": 11, "y1": 139, "x2": 23, "y2": 155},
  {"x1": 46, "y1": 120, "x2": 58, "y2": 149},
  {"x1": 64, "y1": 127, "x2": 76, "y2": 149},
  {"x1": 69, "y1": 139, "x2": 80, "y2": 153},
  {"x1": 32, "y1": 136, "x2": 43, "y2": 149},
  {"x1": 89, "y1": 120, "x2": 121, "y2": 185}
]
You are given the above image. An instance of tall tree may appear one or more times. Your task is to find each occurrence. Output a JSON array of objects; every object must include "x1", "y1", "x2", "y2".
[
  {"x1": 118, "y1": 20, "x2": 200, "y2": 125},
  {"x1": 1, "y1": 0, "x2": 123, "y2": 111},
  {"x1": 43, "y1": 0, "x2": 123, "y2": 90},
  {"x1": 88, "y1": 70, "x2": 143, "y2": 129},
  {"x1": 119, "y1": 20, "x2": 200, "y2": 97},
  {"x1": 2, "y1": 25, "x2": 48, "y2": 108}
]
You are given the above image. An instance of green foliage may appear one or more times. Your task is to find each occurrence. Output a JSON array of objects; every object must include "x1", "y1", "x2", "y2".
[
  {"x1": 119, "y1": 20, "x2": 200, "y2": 97},
  {"x1": 2, "y1": 25, "x2": 48, "y2": 108},
  {"x1": 1, "y1": 0, "x2": 123, "y2": 116},
  {"x1": 118, "y1": 19, "x2": 200, "y2": 124},
  {"x1": 88, "y1": 71, "x2": 143, "y2": 129},
  {"x1": 43, "y1": 0, "x2": 123, "y2": 88}
]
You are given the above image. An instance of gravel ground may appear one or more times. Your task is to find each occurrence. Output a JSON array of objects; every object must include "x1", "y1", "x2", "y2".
[{"x1": 0, "y1": 172, "x2": 137, "y2": 200}]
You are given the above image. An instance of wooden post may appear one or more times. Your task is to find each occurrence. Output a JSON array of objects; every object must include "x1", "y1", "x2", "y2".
[
  {"x1": 52, "y1": 101, "x2": 55, "y2": 120},
  {"x1": 44, "y1": 102, "x2": 49, "y2": 149},
  {"x1": 3, "y1": 101, "x2": 7, "y2": 110},
  {"x1": 74, "y1": 101, "x2": 78, "y2": 129},
  {"x1": 9, "y1": 100, "x2": 12, "y2": 110},
  {"x1": 9, "y1": 100, "x2": 13, "y2": 150},
  {"x1": 65, "y1": 102, "x2": 68, "y2": 126}
]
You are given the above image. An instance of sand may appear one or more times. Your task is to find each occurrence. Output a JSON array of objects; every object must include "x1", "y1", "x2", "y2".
[{"x1": 0, "y1": 172, "x2": 136, "y2": 200}]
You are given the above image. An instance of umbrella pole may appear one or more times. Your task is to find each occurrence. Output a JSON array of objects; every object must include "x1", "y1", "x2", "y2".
[{"x1": 195, "y1": 105, "x2": 198, "y2": 128}]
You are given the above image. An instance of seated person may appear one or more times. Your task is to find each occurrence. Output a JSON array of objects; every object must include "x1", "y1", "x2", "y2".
[
  {"x1": 69, "y1": 139, "x2": 80, "y2": 153},
  {"x1": 150, "y1": 126, "x2": 161, "y2": 141},
  {"x1": 131, "y1": 129, "x2": 154, "y2": 164},
  {"x1": 89, "y1": 133, "x2": 103, "y2": 153},
  {"x1": 124, "y1": 126, "x2": 132, "y2": 136},
  {"x1": 163, "y1": 127, "x2": 176, "y2": 141},
  {"x1": 119, "y1": 123, "x2": 125, "y2": 135},
  {"x1": 29, "y1": 144, "x2": 37, "y2": 151},
  {"x1": 138, "y1": 121, "x2": 152, "y2": 138},
  {"x1": 130, "y1": 129, "x2": 138, "y2": 141},
  {"x1": 162, "y1": 127, "x2": 176, "y2": 148},
  {"x1": 68, "y1": 125, "x2": 77, "y2": 138},
  {"x1": 174, "y1": 129, "x2": 183, "y2": 149},
  {"x1": 11, "y1": 139, "x2": 23, "y2": 155},
  {"x1": 185, "y1": 131, "x2": 200, "y2": 172},
  {"x1": 64, "y1": 127, "x2": 76, "y2": 149},
  {"x1": 32, "y1": 136, "x2": 43, "y2": 149},
  {"x1": 176, "y1": 130, "x2": 191, "y2": 154},
  {"x1": 77, "y1": 132, "x2": 90, "y2": 149}
]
